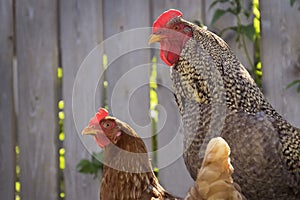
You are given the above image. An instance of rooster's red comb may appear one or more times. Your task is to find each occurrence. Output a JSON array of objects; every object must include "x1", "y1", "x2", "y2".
[
  {"x1": 88, "y1": 108, "x2": 109, "y2": 126},
  {"x1": 153, "y1": 9, "x2": 182, "y2": 32}
]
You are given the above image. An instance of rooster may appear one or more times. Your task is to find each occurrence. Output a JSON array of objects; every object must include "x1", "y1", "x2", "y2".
[
  {"x1": 149, "y1": 9, "x2": 300, "y2": 199},
  {"x1": 82, "y1": 108, "x2": 245, "y2": 200}
]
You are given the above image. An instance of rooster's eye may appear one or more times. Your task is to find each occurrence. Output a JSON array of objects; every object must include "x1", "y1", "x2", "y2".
[{"x1": 173, "y1": 25, "x2": 180, "y2": 31}]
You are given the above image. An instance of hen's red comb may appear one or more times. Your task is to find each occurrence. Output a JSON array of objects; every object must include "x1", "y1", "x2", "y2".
[
  {"x1": 153, "y1": 9, "x2": 182, "y2": 32},
  {"x1": 88, "y1": 108, "x2": 109, "y2": 126}
]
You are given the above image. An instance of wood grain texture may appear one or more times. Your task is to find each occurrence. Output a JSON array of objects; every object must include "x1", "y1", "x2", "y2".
[
  {"x1": 59, "y1": 0, "x2": 103, "y2": 199},
  {"x1": 5, "y1": 1, "x2": 299, "y2": 199},
  {"x1": 0, "y1": 0, "x2": 15, "y2": 199},
  {"x1": 15, "y1": 0, "x2": 58, "y2": 199},
  {"x1": 260, "y1": 1, "x2": 300, "y2": 128},
  {"x1": 151, "y1": 1, "x2": 202, "y2": 196},
  {"x1": 103, "y1": 0, "x2": 153, "y2": 152}
]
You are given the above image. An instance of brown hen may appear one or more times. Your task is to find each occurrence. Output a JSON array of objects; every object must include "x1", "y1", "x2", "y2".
[
  {"x1": 82, "y1": 108, "x2": 245, "y2": 200},
  {"x1": 82, "y1": 108, "x2": 179, "y2": 200}
]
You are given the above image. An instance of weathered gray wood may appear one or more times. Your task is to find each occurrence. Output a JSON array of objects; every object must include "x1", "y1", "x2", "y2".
[
  {"x1": 59, "y1": 0, "x2": 103, "y2": 199},
  {"x1": 260, "y1": 1, "x2": 300, "y2": 127},
  {"x1": 151, "y1": 1, "x2": 202, "y2": 196},
  {"x1": 15, "y1": 0, "x2": 58, "y2": 199},
  {"x1": 103, "y1": 0, "x2": 153, "y2": 152},
  {"x1": 205, "y1": 0, "x2": 254, "y2": 70},
  {"x1": 0, "y1": 0, "x2": 15, "y2": 199},
  {"x1": 155, "y1": 73, "x2": 195, "y2": 197},
  {"x1": 152, "y1": 0, "x2": 204, "y2": 22}
]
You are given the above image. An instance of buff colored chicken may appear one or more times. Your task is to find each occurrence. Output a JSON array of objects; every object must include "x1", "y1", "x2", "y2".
[{"x1": 186, "y1": 137, "x2": 245, "y2": 200}]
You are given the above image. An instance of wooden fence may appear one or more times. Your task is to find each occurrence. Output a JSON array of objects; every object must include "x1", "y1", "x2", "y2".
[{"x1": 1, "y1": 0, "x2": 299, "y2": 199}]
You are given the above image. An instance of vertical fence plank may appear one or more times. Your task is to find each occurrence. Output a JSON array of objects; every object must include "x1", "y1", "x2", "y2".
[
  {"x1": 0, "y1": 0, "x2": 15, "y2": 199},
  {"x1": 260, "y1": 1, "x2": 300, "y2": 127},
  {"x1": 103, "y1": 0, "x2": 152, "y2": 151},
  {"x1": 60, "y1": 0, "x2": 103, "y2": 199},
  {"x1": 15, "y1": 0, "x2": 58, "y2": 199},
  {"x1": 151, "y1": 1, "x2": 203, "y2": 196},
  {"x1": 205, "y1": 0, "x2": 254, "y2": 70}
]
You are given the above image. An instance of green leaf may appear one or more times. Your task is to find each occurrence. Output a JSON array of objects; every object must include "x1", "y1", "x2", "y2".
[
  {"x1": 192, "y1": 20, "x2": 202, "y2": 27},
  {"x1": 235, "y1": 0, "x2": 242, "y2": 14},
  {"x1": 287, "y1": 79, "x2": 300, "y2": 89},
  {"x1": 209, "y1": 0, "x2": 229, "y2": 10},
  {"x1": 15, "y1": 181, "x2": 21, "y2": 192},
  {"x1": 231, "y1": 24, "x2": 255, "y2": 41},
  {"x1": 153, "y1": 167, "x2": 159, "y2": 177},
  {"x1": 57, "y1": 67, "x2": 63, "y2": 78},
  {"x1": 91, "y1": 152, "x2": 104, "y2": 169},
  {"x1": 290, "y1": 0, "x2": 296, "y2": 6},
  {"x1": 255, "y1": 70, "x2": 262, "y2": 76},
  {"x1": 209, "y1": 0, "x2": 219, "y2": 10},
  {"x1": 243, "y1": 10, "x2": 250, "y2": 18},
  {"x1": 77, "y1": 152, "x2": 104, "y2": 179},
  {"x1": 103, "y1": 54, "x2": 108, "y2": 70},
  {"x1": 228, "y1": 26, "x2": 238, "y2": 32},
  {"x1": 15, "y1": 146, "x2": 20, "y2": 154},
  {"x1": 59, "y1": 132, "x2": 65, "y2": 141},
  {"x1": 76, "y1": 160, "x2": 90, "y2": 172},
  {"x1": 222, "y1": 7, "x2": 238, "y2": 16},
  {"x1": 58, "y1": 100, "x2": 64, "y2": 109},
  {"x1": 211, "y1": 9, "x2": 227, "y2": 25},
  {"x1": 58, "y1": 111, "x2": 65, "y2": 120},
  {"x1": 76, "y1": 159, "x2": 99, "y2": 174},
  {"x1": 219, "y1": 26, "x2": 235, "y2": 36},
  {"x1": 240, "y1": 24, "x2": 255, "y2": 41}
]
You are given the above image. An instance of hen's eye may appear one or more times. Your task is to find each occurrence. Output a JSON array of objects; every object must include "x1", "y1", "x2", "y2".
[
  {"x1": 101, "y1": 120, "x2": 115, "y2": 130},
  {"x1": 103, "y1": 122, "x2": 110, "y2": 128}
]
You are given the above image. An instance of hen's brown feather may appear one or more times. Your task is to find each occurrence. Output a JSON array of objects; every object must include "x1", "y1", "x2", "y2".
[{"x1": 99, "y1": 118, "x2": 179, "y2": 200}]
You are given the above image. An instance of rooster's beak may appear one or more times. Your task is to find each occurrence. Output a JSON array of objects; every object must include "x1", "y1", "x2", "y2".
[
  {"x1": 81, "y1": 127, "x2": 98, "y2": 136},
  {"x1": 148, "y1": 34, "x2": 164, "y2": 44}
]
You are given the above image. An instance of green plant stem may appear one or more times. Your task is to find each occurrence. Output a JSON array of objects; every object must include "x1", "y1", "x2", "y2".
[
  {"x1": 237, "y1": 16, "x2": 254, "y2": 69},
  {"x1": 241, "y1": 34, "x2": 254, "y2": 68}
]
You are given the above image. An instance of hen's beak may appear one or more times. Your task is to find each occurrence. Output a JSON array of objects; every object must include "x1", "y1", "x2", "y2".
[
  {"x1": 81, "y1": 127, "x2": 98, "y2": 136},
  {"x1": 148, "y1": 34, "x2": 164, "y2": 44}
]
